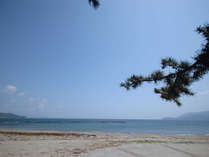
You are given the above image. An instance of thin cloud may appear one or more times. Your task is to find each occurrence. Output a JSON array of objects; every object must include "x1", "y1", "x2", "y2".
[
  {"x1": 28, "y1": 97, "x2": 35, "y2": 103},
  {"x1": 17, "y1": 92, "x2": 25, "y2": 96},
  {"x1": 36, "y1": 98, "x2": 48, "y2": 112},
  {"x1": 37, "y1": 103, "x2": 45, "y2": 112},
  {"x1": 4, "y1": 85, "x2": 17, "y2": 94},
  {"x1": 1, "y1": 84, "x2": 48, "y2": 115}
]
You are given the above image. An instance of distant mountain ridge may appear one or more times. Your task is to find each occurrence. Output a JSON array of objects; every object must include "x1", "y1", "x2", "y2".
[
  {"x1": 163, "y1": 111, "x2": 209, "y2": 121},
  {"x1": 0, "y1": 113, "x2": 27, "y2": 119}
]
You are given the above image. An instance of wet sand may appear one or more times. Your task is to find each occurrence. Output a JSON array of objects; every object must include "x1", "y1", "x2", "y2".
[{"x1": 0, "y1": 129, "x2": 209, "y2": 157}]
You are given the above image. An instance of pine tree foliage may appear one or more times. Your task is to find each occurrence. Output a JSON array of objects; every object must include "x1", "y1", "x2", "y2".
[
  {"x1": 121, "y1": 25, "x2": 209, "y2": 106},
  {"x1": 89, "y1": 0, "x2": 100, "y2": 9}
]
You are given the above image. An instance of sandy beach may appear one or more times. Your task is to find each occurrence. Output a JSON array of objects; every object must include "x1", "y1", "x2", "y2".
[{"x1": 0, "y1": 130, "x2": 209, "y2": 157}]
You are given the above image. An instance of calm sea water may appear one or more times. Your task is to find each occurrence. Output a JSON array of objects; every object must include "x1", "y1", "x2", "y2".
[{"x1": 0, "y1": 119, "x2": 209, "y2": 135}]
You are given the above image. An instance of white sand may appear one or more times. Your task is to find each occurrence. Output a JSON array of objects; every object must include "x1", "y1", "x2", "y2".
[{"x1": 0, "y1": 130, "x2": 209, "y2": 157}]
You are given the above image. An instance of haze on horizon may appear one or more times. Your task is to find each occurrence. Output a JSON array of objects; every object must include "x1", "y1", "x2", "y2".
[{"x1": 0, "y1": 0, "x2": 209, "y2": 119}]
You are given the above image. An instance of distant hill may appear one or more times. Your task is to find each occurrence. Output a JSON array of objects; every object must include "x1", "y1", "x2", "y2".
[
  {"x1": 0, "y1": 113, "x2": 27, "y2": 119},
  {"x1": 163, "y1": 111, "x2": 209, "y2": 121}
]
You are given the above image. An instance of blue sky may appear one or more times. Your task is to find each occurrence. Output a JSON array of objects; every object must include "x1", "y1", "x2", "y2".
[{"x1": 0, "y1": 0, "x2": 209, "y2": 119}]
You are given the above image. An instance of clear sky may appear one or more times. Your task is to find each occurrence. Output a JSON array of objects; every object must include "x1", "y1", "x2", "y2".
[{"x1": 0, "y1": 0, "x2": 209, "y2": 119}]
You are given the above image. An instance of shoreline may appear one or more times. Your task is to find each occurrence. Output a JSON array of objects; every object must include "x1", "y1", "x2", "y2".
[
  {"x1": 0, "y1": 128, "x2": 209, "y2": 142},
  {"x1": 0, "y1": 129, "x2": 97, "y2": 137},
  {"x1": 0, "y1": 128, "x2": 208, "y2": 136}
]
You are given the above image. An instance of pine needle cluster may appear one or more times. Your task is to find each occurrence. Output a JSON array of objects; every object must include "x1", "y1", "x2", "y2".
[
  {"x1": 88, "y1": 0, "x2": 100, "y2": 9},
  {"x1": 121, "y1": 25, "x2": 209, "y2": 106}
]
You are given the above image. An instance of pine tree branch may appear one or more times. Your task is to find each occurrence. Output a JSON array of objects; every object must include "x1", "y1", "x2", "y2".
[{"x1": 121, "y1": 24, "x2": 209, "y2": 106}]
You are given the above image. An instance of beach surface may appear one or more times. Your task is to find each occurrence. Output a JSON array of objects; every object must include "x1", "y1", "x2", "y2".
[{"x1": 0, "y1": 130, "x2": 209, "y2": 157}]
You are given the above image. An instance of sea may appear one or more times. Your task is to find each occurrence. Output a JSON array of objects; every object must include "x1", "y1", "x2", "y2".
[{"x1": 0, "y1": 119, "x2": 209, "y2": 135}]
